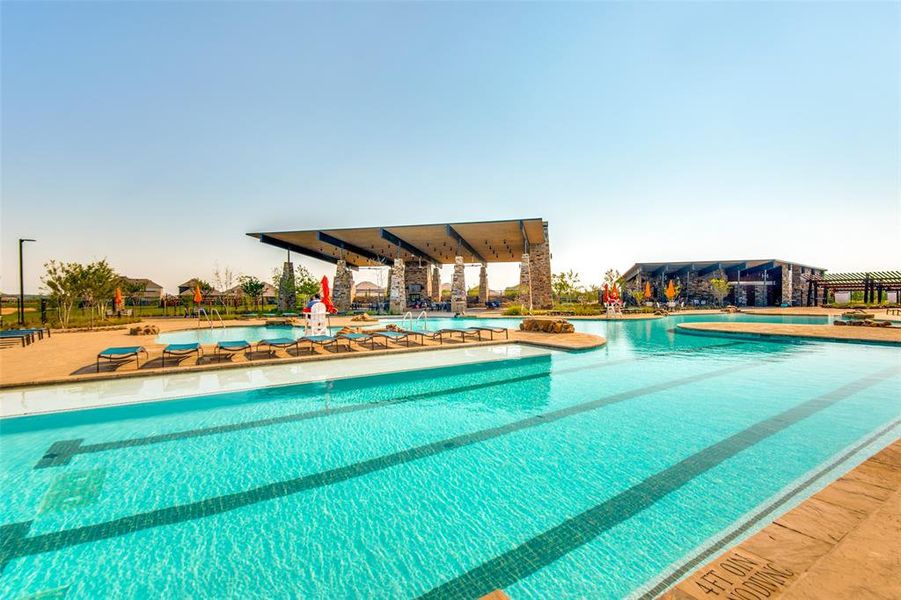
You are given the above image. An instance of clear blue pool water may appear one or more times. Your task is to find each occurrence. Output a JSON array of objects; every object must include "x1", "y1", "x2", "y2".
[{"x1": 2, "y1": 314, "x2": 899, "y2": 599}]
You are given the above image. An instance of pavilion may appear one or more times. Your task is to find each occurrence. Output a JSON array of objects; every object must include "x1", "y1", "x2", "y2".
[{"x1": 247, "y1": 218, "x2": 552, "y2": 312}]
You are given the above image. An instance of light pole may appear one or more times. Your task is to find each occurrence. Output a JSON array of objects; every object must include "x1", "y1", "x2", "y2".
[{"x1": 18, "y1": 238, "x2": 36, "y2": 325}]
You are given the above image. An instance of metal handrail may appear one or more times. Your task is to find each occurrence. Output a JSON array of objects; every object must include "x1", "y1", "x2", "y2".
[
  {"x1": 413, "y1": 310, "x2": 429, "y2": 331},
  {"x1": 210, "y1": 307, "x2": 224, "y2": 328},
  {"x1": 401, "y1": 311, "x2": 413, "y2": 330}
]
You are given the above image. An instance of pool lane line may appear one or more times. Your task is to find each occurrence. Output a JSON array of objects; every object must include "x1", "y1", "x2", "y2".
[
  {"x1": 634, "y1": 417, "x2": 901, "y2": 600},
  {"x1": 417, "y1": 364, "x2": 901, "y2": 600},
  {"x1": 33, "y1": 340, "x2": 749, "y2": 469},
  {"x1": 1, "y1": 360, "x2": 759, "y2": 570}
]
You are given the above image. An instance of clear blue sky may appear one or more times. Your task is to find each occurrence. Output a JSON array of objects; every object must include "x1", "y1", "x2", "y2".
[{"x1": 2, "y1": 1, "x2": 898, "y2": 294}]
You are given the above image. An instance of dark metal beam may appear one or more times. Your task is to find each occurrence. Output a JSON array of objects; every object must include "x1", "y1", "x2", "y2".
[
  {"x1": 445, "y1": 225, "x2": 485, "y2": 263},
  {"x1": 697, "y1": 263, "x2": 723, "y2": 276},
  {"x1": 257, "y1": 234, "x2": 358, "y2": 270},
  {"x1": 648, "y1": 265, "x2": 668, "y2": 277},
  {"x1": 668, "y1": 264, "x2": 693, "y2": 276},
  {"x1": 317, "y1": 232, "x2": 388, "y2": 265},
  {"x1": 379, "y1": 229, "x2": 440, "y2": 265},
  {"x1": 519, "y1": 220, "x2": 530, "y2": 253},
  {"x1": 740, "y1": 261, "x2": 776, "y2": 276}
]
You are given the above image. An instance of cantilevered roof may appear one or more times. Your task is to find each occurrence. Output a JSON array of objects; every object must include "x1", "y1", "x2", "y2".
[
  {"x1": 623, "y1": 259, "x2": 826, "y2": 280},
  {"x1": 247, "y1": 218, "x2": 546, "y2": 268}
]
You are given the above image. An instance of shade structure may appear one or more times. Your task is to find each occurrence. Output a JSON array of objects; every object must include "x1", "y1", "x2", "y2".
[{"x1": 320, "y1": 276, "x2": 337, "y2": 313}]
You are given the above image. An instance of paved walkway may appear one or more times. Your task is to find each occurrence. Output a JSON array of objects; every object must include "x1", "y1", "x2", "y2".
[{"x1": 677, "y1": 322, "x2": 901, "y2": 345}]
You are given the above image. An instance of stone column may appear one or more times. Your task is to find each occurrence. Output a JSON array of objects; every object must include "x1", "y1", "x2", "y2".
[
  {"x1": 277, "y1": 261, "x2": 295, "y2": 311},
  {"x1": 780, "y1": 264, "x2": 793, "y2": 307},
  {"x1": 430, "y1": 266, "x2": 441, "y2": 301},
  {"x1": 733, "y1": 283, "x2": 747, "y2": 307},
  {"x1": 519, "y1": 253, "x2": 532, "y2": 311},
  {"x1": 389, "y1": 258, "x2": 406, "y2": 314},
  {"x1": 404, "y1": 262, "x2": 431, "y2": 302},
  {"x1": 451, "y1": 256, "x2": 467, "y2": 314},
  {"x1": 529, "y1": 222, "x2": 553, "y2": 309},
  {"x1": 478, "y1": 263, "x2": 489, "y2": 304},
  {"x1": 333, "y1": 259, "x2": 353, "y2": 312}
]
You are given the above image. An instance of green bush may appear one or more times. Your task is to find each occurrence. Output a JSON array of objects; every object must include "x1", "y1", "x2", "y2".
[{"x1": 502, "y1": 304, "x2": 524, "y2": 316}]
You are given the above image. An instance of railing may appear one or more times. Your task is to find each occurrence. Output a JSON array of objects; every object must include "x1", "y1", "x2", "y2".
[
  {"x1": 197, "y1": 308, "x2": 225, "y2": 329},
  {"x1": 413, "y1": 310, "x2": 429, "y2": 331},
  {"x1": 210, "y1": 308, "x2": 225, "y2": 328},
  {"x1": 400, "y1": 311, "x2": 414, "y2": 331}
]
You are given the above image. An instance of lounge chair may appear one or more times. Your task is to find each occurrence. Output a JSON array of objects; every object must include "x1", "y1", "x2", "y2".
[
  {"x1": 435, "y1": 328, "x2": 482, "y2": 343},
  {"x1": 256, "y1": 337, "x2": 300, "y2": 357},
  {"x1": 215, "y1": 340, "x2": 251, "y2": 361},
  {"x1": 1, "y1": 330, "x2": 35, "y2": 348},
  {"x1": 161, "y1": 343, "x2": 203, "y2": 366},
  {"x1": 13, "y1": 327, "x2": 50, "y2": 340},
  {"x1": 338, "y1": 332, "x2": 382, "y2": 350},
  {"x1": 466, "y1": 326, "x2": 508, "y2": 340},
  {"x1": 300, "y1": 335, "x2": 348, "y2": 353},
  {"x1": 371, "y1": 330, "x2": 427, "y2": 347},
  {"x1": 97, "y1": 346, "x2": 148, "y2": 372}
]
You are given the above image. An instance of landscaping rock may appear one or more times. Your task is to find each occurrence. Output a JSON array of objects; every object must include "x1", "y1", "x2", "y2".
[
  {"x1": 129, "y1": 325, "x2": 159, "y2": 336},
  {"x1": 520, "y1": 318, "x2": 575, "y2": 334}
]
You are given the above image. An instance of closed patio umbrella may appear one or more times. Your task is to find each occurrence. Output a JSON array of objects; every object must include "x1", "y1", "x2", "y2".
[
  {"x1": 320, "y1": 276, "x2": 337, "y2": 313},
  {"x1": 644, "y1": 281, "x2": 651, "y2": 300},
  {"x1": 193, "y1": 284, "x2": 203, "y2": 305},
  {"x1": 114, "y1": 287, "x2": 124, "y2": 309},
  {"x1": 602, "y1": 283, "x2": 609, "y2": 305}
]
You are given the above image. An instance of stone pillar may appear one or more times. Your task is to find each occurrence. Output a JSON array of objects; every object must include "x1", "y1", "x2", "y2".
[
  {"x1": 332, "y1": 259, "x2": 353, "y2": 312},
  {"x1": 733, "y1": 284, "x2": 747, "y2": 307},
  {"x1": 277, "y1": 261, "x2": 295, "y2": 311},
  {"x1": 404, "y1": 262, "x2": 431, "y2": 302},
  {"x1": 529, "y1": 222, "x2": 553, "y2": 309},
  {"x1": 754, "y1": 285, "x2": 767, "y2": 307},
  {"x1": 451, "y1": 256, "x2": 467, "y2": 314},
  {"x1": 780, "y1": 264, "x2": 793, "y2": 307},
  {"x1": 430, "y1": 266, "x2": 441, "y2": 301},
  {"x1": 389, "y1": 258, "x2": 406, "y2": 314},
  {"x1": 519, "y1": 253, "x2": 532, "y2": 311},
  {"x1": 478, "y1": 263, "x2": 489, "y2": 304}
]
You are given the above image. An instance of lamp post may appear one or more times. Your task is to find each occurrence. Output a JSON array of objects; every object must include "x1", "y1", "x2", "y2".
[{"x1": 18, "y1": 238, "x2": 36, "y2": 325}]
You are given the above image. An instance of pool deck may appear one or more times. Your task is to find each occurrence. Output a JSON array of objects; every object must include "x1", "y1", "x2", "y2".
[
  {"x1": 659, "y1": 438, "x2": 901, "y2": 600},
  {"x1": 0, "y1": 317, "x2": 605, "y2": 388},
  {"x1": 676, "y1": 322, "x2": 901, "y2": 346}
]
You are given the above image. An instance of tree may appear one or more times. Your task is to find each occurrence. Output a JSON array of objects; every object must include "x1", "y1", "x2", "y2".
[
  {"x1": 42, "y1": 261, "x2": 81, "y2": 328},
  {"x1": 604, "y1": 269, "x2": 623, "y2": 289},
  {"x1": 213, "y1": 264, "x2": 235, "y2": 313},
  {"x1": 709, "y1": 277, "x2": 731, "y2": 306},
  {"x1": 239, "y1": 275, "x2": 266, "y2": 312},
  {"x1": 295, "y1": 265, "x2": 320, "y2": 303},
  {"x1": 81, "y1": 260, "x2": 119, "y2": 328},
  {"x1": 120, "y1": 278, "x2": 147, "y2": 314},
  {"x1": 552, "y1": 270, "x2": 582, "y2": 303},
  {"x1": 629, "y1": 288, "x2": 645, "y2": 306}
]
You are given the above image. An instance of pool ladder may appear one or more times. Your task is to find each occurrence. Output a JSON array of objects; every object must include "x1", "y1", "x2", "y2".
[
  {"x1": 402, "y1": 310, "x2": 429, "y2": 331},
  {"x1": 198, "y1": 308, "x2": 225, "y2": 329}
]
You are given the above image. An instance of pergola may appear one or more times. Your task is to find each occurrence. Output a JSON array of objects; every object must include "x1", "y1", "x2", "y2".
[
  {"x1": 247, "y1": 218, "x2": 552, "y2": 312},
  {"x1": 808, "y1": 271, "x2": 901, "y2": 305}
]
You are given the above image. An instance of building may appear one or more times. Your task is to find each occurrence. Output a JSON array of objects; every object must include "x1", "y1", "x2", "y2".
[
  {"x1": 622, "y1": 259, "x2": 826, "y2": 307},
  {"x1": 120, "y1": 277, "x2": 165, "y2": 303},
  {"x1": 247, "y1": 218, "x2": 552, "y2": 313},
  {"x1": 353, "y1": 281, "x2": 384, "y2": 300}
]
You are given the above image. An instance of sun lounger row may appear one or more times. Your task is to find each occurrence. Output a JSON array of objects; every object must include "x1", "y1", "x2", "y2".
[
  {"x1": 93, "y1": 326, "x2": 508, "y2": 372},
  {"x1": 0, "y1": 327, "x2": 51, "y2": 348}
]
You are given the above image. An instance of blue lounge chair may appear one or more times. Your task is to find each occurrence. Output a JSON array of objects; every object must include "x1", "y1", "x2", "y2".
[
  {"x1": 338, "y1": 332, "x2": 381, "y2": 350},
  {"x1": 256, "y1": 337, "x2": 300, "y2": 357},
  {"x1": 435, "y1": 328, "x2": 482, "y2": 343},
  {"x1": 466, "y1": 326, "x2": 508, "y2": 340},
  {"x1": 1, "y1": 330, "x2": 35, "y2": 347},
  {"x1": 300, "y1": 335, "x2": 348, "y2": 353},
  {"x1": 161, "y1": 343, "x2": 203, "y2": 366},
  {"x1": 97, "y1": 346, "x2": 148, "y2": 372},
  {"x1": 372, "y1": 330, "x2": 427, "y2": 347},
  {"x1": 215, "y1": 340, "x2": 251, "y2": 361}
]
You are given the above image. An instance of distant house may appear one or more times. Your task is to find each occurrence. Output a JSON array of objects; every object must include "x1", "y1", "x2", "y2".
[
  {"x1": 353, "y1": 281, "x2": 384, "y2": 299},
  {"x1": 120, "y1": 277, "x2": 164, "y2": 303},
  {"x1": 222, "y1": 282, "x2": 277, "y2": 304},
  {"x1": 177, "y1": 279, "x2": 213, "y2": 295}
]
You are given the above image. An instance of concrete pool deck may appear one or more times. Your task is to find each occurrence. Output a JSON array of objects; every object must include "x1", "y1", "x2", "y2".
[
  {"x1": 659, "y1": 438, "x2": 901, "y2": 600},
  {"x1": 0, "y1": 317, "x2": 605, "y2": 389},
  {"x1": 676, "y1": 322, "x2": 901, "y2": 346}
]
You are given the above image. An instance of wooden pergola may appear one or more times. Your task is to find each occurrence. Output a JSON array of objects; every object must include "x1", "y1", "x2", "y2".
[{"x1": 808, "y1": 271, "x2": 901, "y2": 305}]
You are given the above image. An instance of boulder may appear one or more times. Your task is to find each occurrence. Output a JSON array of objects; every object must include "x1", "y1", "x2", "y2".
[{"x1": 520, "y1": 318, "x2": 574, "y2": 334}]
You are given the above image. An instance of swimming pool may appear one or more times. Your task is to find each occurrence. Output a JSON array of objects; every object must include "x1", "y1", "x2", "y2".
[
  {"x1": 157, "y1": 325, "x2": 315, "y2": 345},
  {"x1": 2, "y1": 314, "x2": 899, "y2": 598}
]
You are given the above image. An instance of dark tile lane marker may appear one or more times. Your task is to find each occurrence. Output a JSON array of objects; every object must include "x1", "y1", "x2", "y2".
[
  {"x1": 2, "y1": 359, "x2": 757, "y2": 570},
  {"x1": 417, "y1": 365, "x2": 901, "y2": 600},
  {"x1": 33, "y1": 341, "x2": 747, "y2": 469},
  {"x1": 636, "y1": 416, "x2": 901, "y2": 599}
]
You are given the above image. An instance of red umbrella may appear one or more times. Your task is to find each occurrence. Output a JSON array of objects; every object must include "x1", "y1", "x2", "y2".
[
  {"x1": 610, "y1": 284, "x2": 620, "y2": 302},
  {"x1": 602, "y1": 283, "x2": 609, "y2": 304},
  {"x1": 320, "y1": 276, "x2": 337, "y2": 313}
]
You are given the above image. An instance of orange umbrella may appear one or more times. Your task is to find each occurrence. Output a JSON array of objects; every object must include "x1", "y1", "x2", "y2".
[
  {"x1": 114, "y1": 287, "x2": 123, "y2": 309},
  {"x1": 320, "y1": 276, "x2": 337, "y2": 313},
  {"x1": 193, "y1": 284, "x2": 203, "y2": 304},
  {"x1": 644, "y1": 281, "x2": 651, "y2": 299},
  {"x1": 665, "y1": 279, "x2": 676, "y2": 301}
]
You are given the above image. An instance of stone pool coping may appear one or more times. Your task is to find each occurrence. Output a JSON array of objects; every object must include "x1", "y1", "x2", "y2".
[
  {"x1": 658, "y1": 437, "x2": 901, "y2": 600},
  {"x1": 676, "y1": 322, "x2": 901, "y2": 346}
]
